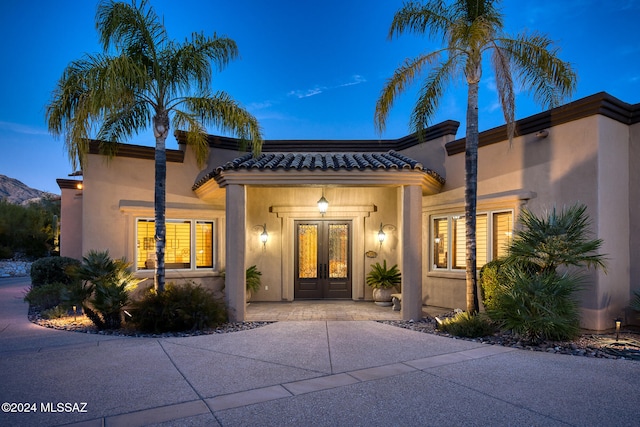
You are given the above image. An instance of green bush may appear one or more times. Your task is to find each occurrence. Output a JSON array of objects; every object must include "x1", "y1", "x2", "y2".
[
  {"x1": 0, "y1": 198, "x2": 60, "y2": 258},
  {"x1": 30, "y1": 257, "x2": 80, "y2": 287},
  {"x1": 479, "y1": 259, "x2": 504, "y2": 312},
  {"x1": 41, "y1": 305, "x2": 69, "y2": 319},
  {"x1": 245, "y1": 265, "x2": 262, "y2": 293},
  {"x1": 76, "y1": 250, "x2": 139, "y2": 330},
  {"x1": 437, "y1": 311, "x2": 495, "y2": 338},
  {"x1": 630, "y1": 289, "x2": 640, "y2": 313},
  {"x1": 130, "y1": 282, "x2": 227, "y2": 333},
  {"x1": 24, "y1": 282, "x2": 69, "y2": 310},
  {"x1": 487, "y1": 267, "x2": 582, "y2": 343}
]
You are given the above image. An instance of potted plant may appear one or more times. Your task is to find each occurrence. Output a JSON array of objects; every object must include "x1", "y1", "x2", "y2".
[
  {"x1": 366, "y1": 260, "x2": 401, "y2": 306},
  {"x1": 245, "y1": 265, "x2": 262, "y2": 302}
]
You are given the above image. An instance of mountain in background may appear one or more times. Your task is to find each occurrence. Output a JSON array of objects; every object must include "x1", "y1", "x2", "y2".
[{"x1": 0, "y1": 174, "x2": 59, "y2": 205}]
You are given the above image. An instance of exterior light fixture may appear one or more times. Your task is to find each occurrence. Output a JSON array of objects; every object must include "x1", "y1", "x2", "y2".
[
  {"x1": 377, "y1": 223, "x2": 386, "y2": 246},
  {"x1": 615, "y1": 318, "x2": 621, "y2": 341},
  {"x1": 76, "y1": 182, "x2": 83, "y2": 190},
  {"x1": 317, "y1": 190, "x2": 329, "y2": 215},
  {"x1": 260, "y1": 224, "x2": 269, "y2": 248}
]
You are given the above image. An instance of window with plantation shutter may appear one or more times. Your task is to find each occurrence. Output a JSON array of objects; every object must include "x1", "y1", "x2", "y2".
[
  {"x1": 431, "y1": 210, "x2": 512, "y2": 271},
  {"x1": 136, "y1": 218, "x2": 214, "y2": 270}
]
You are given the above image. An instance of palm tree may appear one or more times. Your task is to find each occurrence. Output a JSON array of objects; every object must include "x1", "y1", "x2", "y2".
[
  {"x1": 46, "y1": 0, "x2": 263, "y2": 293},
  {"x1": 374, "y1": 0, "x2": 576, "y2": 313}
]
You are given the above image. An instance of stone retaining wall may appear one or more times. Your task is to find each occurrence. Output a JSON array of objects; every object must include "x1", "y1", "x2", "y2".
[{"x1": 0, "y1": 261, "x2": 32, "y2": 278}]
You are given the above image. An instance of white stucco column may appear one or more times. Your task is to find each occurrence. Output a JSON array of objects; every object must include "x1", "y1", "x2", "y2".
[
  {"x1": 225, "y1": 184, "x2": 246, "y2": 322},
  {"x1": 401, "y1": 184, "x2": 423, "y2": 320}
]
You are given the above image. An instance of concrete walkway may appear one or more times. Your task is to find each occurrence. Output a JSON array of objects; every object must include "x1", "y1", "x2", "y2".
[{"x1": 1, "y1": 277, "x2": 639, "y2": 427}]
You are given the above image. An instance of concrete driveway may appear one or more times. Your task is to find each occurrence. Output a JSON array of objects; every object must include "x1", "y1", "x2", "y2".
[{"x1": 1, "y1": 276, "x2": 639, "y2": 427}]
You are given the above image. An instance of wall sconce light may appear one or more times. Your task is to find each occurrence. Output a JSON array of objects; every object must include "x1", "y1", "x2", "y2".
[
  {"x1": 377, "y1": 223, "x2": 386, "y2": 246},
  {"x1": 260, "y1": 224, "x2": 269, "y2": 248},
  {"x1": 615, "y1": 318, "x2": 621, "y2": 341},
  {"x1": 377, "y1": 223, "x2": 396, "y2": 248},
  {"x1": 76, "y1": 182, "x2": 84, "y2": 190},
  {"x1": 434, "y1": 236, "x2": 441, "y2": 244},
  {"x1": 317, "y1": 189, "x2": 329, "y2": 215}
]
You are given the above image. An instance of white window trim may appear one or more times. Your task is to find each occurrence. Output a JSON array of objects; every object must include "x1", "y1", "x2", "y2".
[{"x1": 135, "y1": 217, "x2": 216, "y2": 272}]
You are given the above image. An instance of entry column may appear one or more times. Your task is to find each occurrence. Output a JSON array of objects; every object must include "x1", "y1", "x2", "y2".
[
  {"x1": 401, "y1": 184, "x2": 423, "y2": 320},
  {"x1": 225, "y1": 184, "x2": 246, "y2": 321}
]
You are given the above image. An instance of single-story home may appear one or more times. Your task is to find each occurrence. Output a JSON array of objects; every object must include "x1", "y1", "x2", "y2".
[{"x1": 57, "y1": 92, "x2": 639, "y2": 331}]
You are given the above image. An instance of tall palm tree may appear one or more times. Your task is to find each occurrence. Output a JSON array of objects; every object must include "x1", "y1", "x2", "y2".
[
  {"x1": 46, "y1": 0, "x2": 262, "y2": 293},
  {"x1": 375, "y1": 0, "x2": 576, "y2": 313}
]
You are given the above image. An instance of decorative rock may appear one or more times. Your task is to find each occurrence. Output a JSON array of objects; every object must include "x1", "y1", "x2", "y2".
[{"x1": 0, "y1": 260, "x2": 32, "y2": 277}]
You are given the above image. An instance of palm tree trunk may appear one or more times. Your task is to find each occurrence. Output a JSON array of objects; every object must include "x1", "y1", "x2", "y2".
[
  {"x1": 465, "y1": 81, "x2": 479, "y2": 314},
  {"x1": 153, "y1": 113, "x2": 169, "y2": 293}
]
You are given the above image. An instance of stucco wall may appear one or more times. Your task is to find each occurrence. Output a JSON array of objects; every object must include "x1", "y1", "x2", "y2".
[
  {"x1": 630, "y1": 122, "x2": 640, "y2": 326},
  {"x1": 245, "y1": 186, "x2": 400, "y2": 302},
  {"x1": 59, "y1": 186, "x2": 83, "y2": 260},
  {"x1": 420, "y1": 114, "x2": 635, "y2": 330},
  {"x1": 80, "y1": 145, "x2": 224, "y2": 293}
]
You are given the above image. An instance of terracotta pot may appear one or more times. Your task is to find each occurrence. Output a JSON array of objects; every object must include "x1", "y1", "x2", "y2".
[{"x1": 372, "y1": 287, "x2": 395, "y2": 306}]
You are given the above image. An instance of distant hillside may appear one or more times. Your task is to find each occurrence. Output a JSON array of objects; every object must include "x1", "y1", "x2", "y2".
[{"x1": 0, "y1": 175, "x2": 58, "y2": 205}]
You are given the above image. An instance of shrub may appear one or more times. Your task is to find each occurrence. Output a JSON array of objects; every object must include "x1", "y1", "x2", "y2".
[
  {"x1": 30, "y1": 256, "x2": 80, "y2": 287},
  {"x1": 479, "y1": 259, "x2": 505, "y2": 312},
  {"x1": 76, "y1": 250, "x2": 140, "y2": 330},
  {"x1": 24, "y1": 282, "x2": 68, "y2": 310},
  {"x1": 130, "y1": 282, "x2": 227, "y2": 333},
  {"x1": 366, "y1": 260, "x2": 402, "y2": 290},
  {"x1": 41, "y1": 305, "x2": 68, "y2": 319},
  {"x1": 487, "y1": 267, "x2": 582, "y2": 343},
  {"x1": 437, "y1": 311, "x2": 495, "y2": 338},
  {"x1": 630, "y1": 289, "x2": 640, "y2": 314},
  {"x1": 245, "y1": 265, "x2": 262, "y2": 293}
]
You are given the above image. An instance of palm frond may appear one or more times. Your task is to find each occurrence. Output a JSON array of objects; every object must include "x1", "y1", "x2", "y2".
[
  {"x1": 96, "y1": 0, "x2": 166, "y2": 58},
  {"x1": 389, "y1": 0, "x2": 452, "y2": 41},
  {"x1": 374, "y1": 50, "x2": 445, "y2": 134},
  {"x1": 171, "y1": 110, "x2": 209, "y2": 166},
  {"x1": 507, "y1": 204, "x2": 607, "y2": 272},
  {"x1": 491, "y1": 45, "x2": 516, "y2": 142},
  {"x1": 185, "y1": 92, "x2": 263, "y2": 156},
  {"x1": 410, "y1": 54, "x2": 461, "y2": 135},
  {"x1": 497, "y1": 33, "x2": 577, "y2": 109}
]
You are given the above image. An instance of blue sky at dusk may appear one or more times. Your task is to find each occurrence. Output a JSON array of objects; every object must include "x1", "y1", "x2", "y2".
[{"x1": 1, "y1": 0, "x2": 639, "y2": 194}]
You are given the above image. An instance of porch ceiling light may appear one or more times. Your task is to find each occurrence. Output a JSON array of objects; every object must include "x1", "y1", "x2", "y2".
[
  {"x1": 317, "y1": 191, "x2": 329, "y2": 215},
  {"x1": 260, "y1": 224, "x2": 269, "y2": 247}
]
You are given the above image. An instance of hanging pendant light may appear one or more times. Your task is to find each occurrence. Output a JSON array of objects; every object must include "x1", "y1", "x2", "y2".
[{"x1": 317, "y1": 189, "x2": 329, "y2": 215}]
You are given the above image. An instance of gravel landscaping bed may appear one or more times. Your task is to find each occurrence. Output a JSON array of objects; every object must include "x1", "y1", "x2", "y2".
[
  {"x1": 28, "y1": 308, "x2": 640, "y2": 360},
  {"x1": 28, "y1": 309, "x2": 271, "y2": 338},
  {"x1": 380, "y1": 314, "x2": 640, "y2": 360}
]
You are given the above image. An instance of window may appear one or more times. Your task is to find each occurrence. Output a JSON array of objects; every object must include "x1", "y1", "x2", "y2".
[
  {"x1": 137, "y1": 219, "x2": 214, "y2": 270},
  {"x1": 431, "y1": 210, "x2": 512, "y2": 271}
]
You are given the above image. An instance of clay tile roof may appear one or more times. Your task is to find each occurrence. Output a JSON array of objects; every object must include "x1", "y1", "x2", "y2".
[
  {"x1": 193, "y1": 150, "x2": 445, "y2": 190},
  {"x1": 215, "y1": 150, "x2": 424, "y2": 173}
]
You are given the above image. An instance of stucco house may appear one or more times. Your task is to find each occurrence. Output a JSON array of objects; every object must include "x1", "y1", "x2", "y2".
[{"x1": 57, "y1": 92, "x2": 639, "y2": 331}]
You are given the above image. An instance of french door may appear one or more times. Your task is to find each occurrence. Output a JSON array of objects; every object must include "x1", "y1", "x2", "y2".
[{"x1": 294, "y1": 220, "x2": 352, "y2": 299}]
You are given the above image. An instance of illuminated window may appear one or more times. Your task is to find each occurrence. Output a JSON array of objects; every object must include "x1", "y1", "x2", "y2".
[
  {"x1": 431, "y1": 210, "x2": 512, "y2": 271},
  {"x1": 432, "y1": 218, "x2": 448, "y2": 269},
  {"x1": 136, "y1": 219, "x2": 214, "y2": 270}
]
